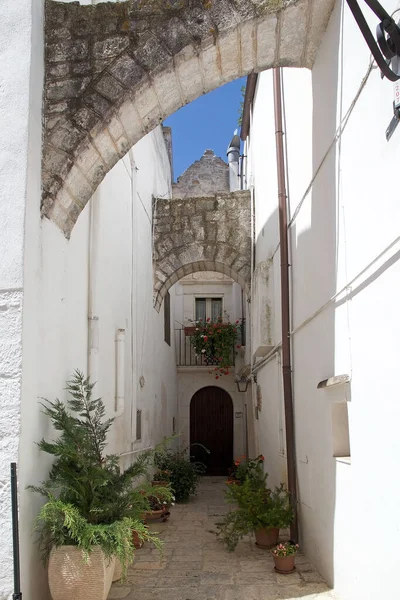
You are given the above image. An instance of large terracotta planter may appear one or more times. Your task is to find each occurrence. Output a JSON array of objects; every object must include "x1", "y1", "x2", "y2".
[
  {"x1": 48, "y1": 546, "x2": 115, "y2": 600},
  {"x1": 113, "y1": 555, "x2": 134, "y2": 582},
  {"x1": 254, "y1": 527, "x2": 279, "y2": 549},
  {"x1": 272, "y1": 553, "x2": 296, "y2": 574},
  {"x1": 112, "y1": 557, "x2": 123, "y2": 582}
]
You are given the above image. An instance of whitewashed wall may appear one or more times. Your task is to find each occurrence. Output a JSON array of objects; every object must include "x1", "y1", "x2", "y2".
[
  {"x1": 0, "y1": 0, "x2": 44, "y2": 597},
  {"x1": 247, "y1": 2, "x2": 400, "y2": 599},
  {"x1": 19, "y1": 126, "x2": 178, "y2": 600}
]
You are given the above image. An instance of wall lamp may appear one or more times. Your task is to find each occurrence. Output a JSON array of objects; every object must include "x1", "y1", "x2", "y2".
[
  {"x1": 347, "y1": 0, "x2": 400, "y2": 81},
  {"x1": 235, "y1": 373, "x2": 257, "y2": 393}
]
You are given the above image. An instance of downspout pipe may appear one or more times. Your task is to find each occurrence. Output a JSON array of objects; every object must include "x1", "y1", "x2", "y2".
[
  {"x1": 273, "y1": 67, "x2": 299, "y2": 543},
  {"x1": 227, "y1": 132, "x2": 240, "y2": 192}
]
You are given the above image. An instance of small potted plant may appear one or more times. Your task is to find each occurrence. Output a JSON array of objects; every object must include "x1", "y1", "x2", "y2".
[
  {"x1": 271, "y1": 541, "x2": 299, "y2": 574},
  {"x1": 216, "y1": 474, "x2": 293, "y2": 551},
  {"x1": 228, "y1": 454, "x2": 265, "y2": 484},
  {"x1": 151, "y1": 469, "x2": 171, "y2": 487},
  {"x1": 142, "y1": 485, "x2": 174, "y2": 521}
]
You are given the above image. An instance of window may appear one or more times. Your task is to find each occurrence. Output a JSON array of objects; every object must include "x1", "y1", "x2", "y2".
[
  {"x1": 136, "y1": 410, "x2": 142, "y2": 441},
  {"x1": 195, "y1": 297, "x2": 223, "y2": 322},
  {"x1": 164, "y1": 291, "x2": 171, "y2": 345}
]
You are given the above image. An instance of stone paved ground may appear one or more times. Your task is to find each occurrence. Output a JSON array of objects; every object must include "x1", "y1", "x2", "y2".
[{"x1": 109, "y1": 477, "x2": 340, "y2": 600}]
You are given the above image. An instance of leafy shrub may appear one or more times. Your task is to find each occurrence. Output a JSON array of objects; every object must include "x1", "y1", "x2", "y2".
[
  {"x1": 30, "y1": 370, "x2": 163, "y2": 569},
  {"x1": 189, "y1": 316, "x2": 242, "y2": 376},
  {"x1": 229, "y1": 454, "x2": 265, "y2": 484},
  {"x1": 34, "y1": 497, "x2": 142, "y2": 576},
  {"x1": 154, "y1": 444, "x2": 208, "y2": 503},
  {"x1": 215, "y1": 475, "x2": 293, "y2": 551}
]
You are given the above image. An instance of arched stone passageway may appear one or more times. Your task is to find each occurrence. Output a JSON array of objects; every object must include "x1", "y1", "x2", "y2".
[
  {"x1": 153, "y1": 190, "x2": 251, "y2": 310},
  {"x1": 42, "y1": 0, "x2": 335, "y2": 236}
]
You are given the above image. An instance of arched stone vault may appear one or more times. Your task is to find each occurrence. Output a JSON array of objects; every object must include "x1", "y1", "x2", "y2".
[
  {"x1": 43, "y1": 0, "x2": 335, "y2": 237},
  {"x1": 153, "y1": 190, "x2": 251, "y2": 311}
]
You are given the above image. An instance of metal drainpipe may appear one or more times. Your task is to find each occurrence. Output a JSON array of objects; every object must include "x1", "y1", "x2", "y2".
[{"x1": 273, "y1": 67, "x2": 299, "y2": 543}]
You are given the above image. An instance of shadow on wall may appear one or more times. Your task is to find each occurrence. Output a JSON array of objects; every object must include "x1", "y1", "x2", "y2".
[{"x1": 254, "y1": 4, "x2": 341, "y2": 586}]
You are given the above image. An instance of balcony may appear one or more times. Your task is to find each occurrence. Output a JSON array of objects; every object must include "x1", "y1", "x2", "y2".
[{"x1": 175, "y1": 328, "x2": 236, "y2": 368}]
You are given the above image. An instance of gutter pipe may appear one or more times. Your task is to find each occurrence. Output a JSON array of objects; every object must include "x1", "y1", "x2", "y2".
[{"x1": 273, "y1": 67, "x2": 299, "y2": 543}]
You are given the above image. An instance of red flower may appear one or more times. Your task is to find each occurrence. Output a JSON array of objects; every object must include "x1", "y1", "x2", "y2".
[
  {"x1": 258, "y1": 454, "x2": 265, "y2": 461},
  {"x1": 234, "y1": 460, "x2": 240, "y2": 466},
  {"x1": 203, "y1": 336, "x2": 208, "y2": 342},
  {"x1": 207, "y1": 317, "x2": 211, "y2": 322},
  {"x1": 215, "y1": 375, "x2": 219, "y2": 379},
  {"x1": 236, "y1": 345, "x2": 241, "y2": 349},
  {"x1": 225, "y1": 371, "x2": 229, "y2": 375},
  {"x1": 236, "y1": 320, "x2": 240, "y2": 324}
]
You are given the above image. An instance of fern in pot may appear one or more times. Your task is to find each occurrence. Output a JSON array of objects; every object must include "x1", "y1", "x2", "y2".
[{"x1": 30, "y1": 371, "x2": 162, "y2": 599}]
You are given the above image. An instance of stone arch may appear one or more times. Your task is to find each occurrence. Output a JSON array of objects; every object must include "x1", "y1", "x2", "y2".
[
  {"x1": 42, "y1": 0, "x2": 335, "y2": 237},
  {"x1": 155, "y1": 260, "x2": 250, "y2": 311},
  {"x1": 153, "y1": 190, "x2": 251, "y2": 310}
]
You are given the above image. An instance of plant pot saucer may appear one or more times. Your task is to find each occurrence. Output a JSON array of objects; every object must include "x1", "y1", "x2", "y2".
[{"x1": 274, "y1": 566, "x2": 296, "y2": 574}]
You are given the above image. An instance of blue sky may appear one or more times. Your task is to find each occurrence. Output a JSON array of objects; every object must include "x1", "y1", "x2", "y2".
[{"x1": 164, "y1": 77, "x2": 246, "y2": 181}]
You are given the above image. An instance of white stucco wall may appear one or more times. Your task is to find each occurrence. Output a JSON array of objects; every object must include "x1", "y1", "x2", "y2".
[
  {"x1": 19, "y1": 126, "x2": 178, "y2": 600},
  {"x1": 0, "y1": 0, "x2": 44, "y2": 597},
  {"x1": 247, "y1": 1, "x2": 400, "y2": 599}
]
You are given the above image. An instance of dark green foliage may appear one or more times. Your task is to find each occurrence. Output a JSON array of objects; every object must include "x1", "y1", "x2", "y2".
[
  {"x1": 30, "y1": 370, "x2": 163, "y2": 569},
  {"x1": 215, "y1": 474, "x2": 293, "y2": 551},
  {"x1": 154, "y1": 444, "x2": 208, "y2": 503},
  {"x1": 34, "y1": 496, "x2": 141, "y2": 573},
  {"x1": 31, "y1": 370, "x2": 154, "y2": 525}
]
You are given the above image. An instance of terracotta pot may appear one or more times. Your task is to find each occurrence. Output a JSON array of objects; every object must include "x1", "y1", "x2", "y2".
[
  {"x1": 48, "y1": 546, "x2": 115, "y2": 600},
  {"x1": 132, "y1": 530, "x2": 144, "y2": 549},
  {"x1": 144, "y1": 509, "x2": 165, "y2": 521},
  {"x1": 184, "y1": 326, "x2": 196, "y2": 336},
  {"x1": 151, "y1": 480, "x2": 169, "y2": 487},
  {"x1": 272, "y1": 553, "x2": 296, "y2": 574},
  {"x1": 226, "y1": 477, "x2": 241, "y2": 485},
  {"x1": 254, "y1": 527, "x2": 280, "y2": 549}
]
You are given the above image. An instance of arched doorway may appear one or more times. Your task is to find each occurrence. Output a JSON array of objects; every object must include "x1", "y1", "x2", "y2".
[{"x1": 190, "y1": 386, "x2": 233, "y2": 476}]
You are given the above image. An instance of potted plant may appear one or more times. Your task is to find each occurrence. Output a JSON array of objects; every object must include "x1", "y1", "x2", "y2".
[
  {"x1": 30, "y1": 371, "x2": 163, "y2": 595},
  {"x1": 151, "y1": 469, "x2": 171, "y2": 487},
  {"x1": 228, "y1": 454, "x2": 265, "y2": 484},
  {"x1": 154, "y1": 443, "x2": 208, "y2": 503},
  {"x1": 189, "y1": 316, "x2": 242, "y2": 376},
  {"x1": 142, "y1": 485, "x2": 174, "y2": 521},
  {"x1": 215, "y1": 474, "x2": 293, "y2": 551},
  {"x1": 271, "y1": 541, "x2": 299, "y2": 574},
  {"x1": 34, "y1": 497, "x2": 136, "y2": 600}
]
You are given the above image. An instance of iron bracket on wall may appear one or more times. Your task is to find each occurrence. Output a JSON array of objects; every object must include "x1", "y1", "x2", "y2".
[{"x1": 346, "y1": 0, "x2": 400, "y2": 81}]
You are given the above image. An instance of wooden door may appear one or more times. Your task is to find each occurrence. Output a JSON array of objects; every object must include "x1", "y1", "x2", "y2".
[{"x1": 190, "y1": 386, "x2": 233, "y2": 476}]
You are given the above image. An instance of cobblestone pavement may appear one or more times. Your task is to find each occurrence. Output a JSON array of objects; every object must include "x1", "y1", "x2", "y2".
[{"x1": 109, "y1": 477, "x2": 340, "y2": 600}]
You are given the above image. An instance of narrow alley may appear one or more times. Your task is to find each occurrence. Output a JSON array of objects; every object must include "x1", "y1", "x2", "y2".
[{"x1": 110, "y1": 479, "x2": 339, "y2": 600}]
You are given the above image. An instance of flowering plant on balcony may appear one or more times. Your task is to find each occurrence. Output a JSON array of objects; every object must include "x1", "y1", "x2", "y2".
[{"x1": 190, "y1": 317, "x2": 242, "y2": 376}]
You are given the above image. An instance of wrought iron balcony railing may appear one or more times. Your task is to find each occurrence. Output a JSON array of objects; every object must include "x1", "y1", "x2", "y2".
[{"x1": 175, "y1": 328, "x2": 236, "y2": 368}]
